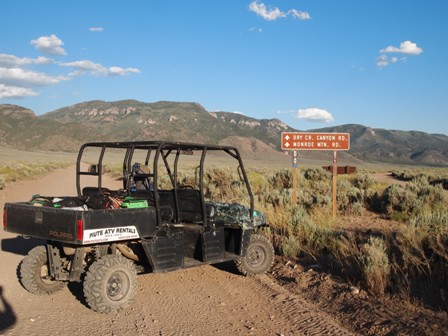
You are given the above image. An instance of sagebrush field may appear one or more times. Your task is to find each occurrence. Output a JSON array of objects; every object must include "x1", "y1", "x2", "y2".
[{"x1": 1, "y1": 149, "x2": 447, "y2": 311}]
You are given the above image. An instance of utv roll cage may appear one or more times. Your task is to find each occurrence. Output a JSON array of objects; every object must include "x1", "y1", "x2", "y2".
[{"x1": 76, "y1": 141, "x2": 255, "y2": 226}]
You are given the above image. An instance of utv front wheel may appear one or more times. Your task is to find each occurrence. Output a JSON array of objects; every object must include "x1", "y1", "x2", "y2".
[
  {"x1": 236, "y1": 234, "x2": 274, "y2": 276},
  {"x1": 20, "y1": 245, "x2": 65, "y2": 295},
  {"x1": 84, "y1": 254, "x2": 137, "y2": 313}
]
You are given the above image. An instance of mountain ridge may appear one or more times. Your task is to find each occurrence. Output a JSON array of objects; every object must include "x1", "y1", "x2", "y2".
[{"x1": 1, "y1": 100, "x2": 447, "y2": 166}]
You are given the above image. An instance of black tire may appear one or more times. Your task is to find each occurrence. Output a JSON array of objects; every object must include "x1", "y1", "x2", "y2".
[
  {"x1": 83, "y1": 254, "x2": 137, "y2": 313},
  {"x1": 235, "y1": 234, "x2": 274, "y2": 276},
  {"x1": 20, "y1": 245, "x2": 65, "y2": 295}
]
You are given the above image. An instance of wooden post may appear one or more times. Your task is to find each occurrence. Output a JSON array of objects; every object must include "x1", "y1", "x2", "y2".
[
  {"x1": 292, "y1": 151, "x2": 297, "y2": 205},
  {"x1": 332, "y1": 151, "x2": 338, "y2": 219}
]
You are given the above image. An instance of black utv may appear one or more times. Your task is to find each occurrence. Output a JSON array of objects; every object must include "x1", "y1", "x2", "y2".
[{"x1": 3, "y1": 141, "x2": 274, "y2": 313}]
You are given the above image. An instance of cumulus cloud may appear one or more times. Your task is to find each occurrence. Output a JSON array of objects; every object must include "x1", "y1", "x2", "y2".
[
  {"x1": 288, "y1": 9, "x2": 312, "y2": 20},
  {"x1": 2, "y1": 36, "x2": 140, "y2": 100},
  {"x1": 0, "y1": 83, "x2": 38, "y2": 99},
  {"x1": 295, "y1": 108, "x2": 334, "y2": 123},
  {"x1": 0, "y1": 54, "x2": 54, "y2": 68},
  {"x1": 249, "y1": 1, "x2": 311, "y2": 21},
  {"x1": 249, "y1": 1, "x2": 286, "y2": 21},
  {"x1": 60, "y1": 60, "x2": 140, "y2": 77},
  {"x1": 0, "y1": 67, "x2": 68, "y2": 87},
  {"x1": 380, "y1": 40, "x2": 423, "y2": 55},
  {"x1": 89, "y1": 27, "x2": 104, "y2": 32},
  {"x1": 31, "y1": 34, "x2": 66, "y2": 56},
  {"x1": 376, "y1": 40, "x2": 421, "y2": 67}
]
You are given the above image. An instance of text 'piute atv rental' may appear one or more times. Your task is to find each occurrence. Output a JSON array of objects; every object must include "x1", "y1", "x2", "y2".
[{"x1": 3, "y1": 141, "x2": 274, "y2": 313}]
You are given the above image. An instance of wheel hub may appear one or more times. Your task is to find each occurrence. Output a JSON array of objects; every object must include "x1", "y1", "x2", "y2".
[
  {"x1": 107, "y1": 271, "x2": 128, "y2": 301},
  {"x1": 248, "y1": 247, "x2": 265, "y2": 267}
]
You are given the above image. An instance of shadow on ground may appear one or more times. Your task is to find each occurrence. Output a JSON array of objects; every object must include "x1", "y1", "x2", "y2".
[
  {"x1": 1, "y1": 236, "x2": 44, "y2": 256},
  {"x1": 0, "y1": 286, "x2": 17, "y2": 333}
]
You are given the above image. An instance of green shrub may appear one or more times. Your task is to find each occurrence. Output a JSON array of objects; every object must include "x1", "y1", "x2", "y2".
[
  {"x1": 353, "y1": 172, "x2": 374, "y2": 190},
  {"x1": 405, "y1": 210, "x2": 448, "y2": 261},
  {"x1": 281, "y1": 236, "x2": 301, "y2": 258},
  {"x1": 360, "y1": 237, "x2": 390, "y2": 295},
  {"x1": 410, "y1": 210, "x2": 448, "y2": 236},
  {"x1": 289, "y1": 205, "x2": 333, "y2": 253},
  {"x1": 381, "y1": 184, "x2": 420, "y2": 220},
  {"x1": 381, "y1": 177, "x2": 447, "y2": 221},
  {"x1": 304, "y1": 167, "x2": 331, "y2": 182},
  {"x1": 351, "y1": 202, "x2": 365, "y2": 215},
  {"x1": 268, "y1": 169, "x2": 292, "y2": 189},
  {"x1": 0, "y1": 161, "x2": 72, "y2": 184},
  {"x1": 247, "y1": 171, "x2": 269, "y2": 195}
]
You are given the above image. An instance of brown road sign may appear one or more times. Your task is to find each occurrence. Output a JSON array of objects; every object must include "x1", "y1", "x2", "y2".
[{"x1": 281, "y1": 132, "x2": 350, "y2": 151}]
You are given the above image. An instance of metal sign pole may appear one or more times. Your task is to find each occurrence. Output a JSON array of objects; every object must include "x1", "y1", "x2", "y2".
[
  {"x1": 332, "y1": 151, "x2": 338, "y2": 220},
  {"x1": 292, "y1": 151, "x2": 297, "y2": 205}
]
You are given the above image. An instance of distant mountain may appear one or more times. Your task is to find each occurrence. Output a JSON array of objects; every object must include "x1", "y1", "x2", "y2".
[
  {"x1": 313, "y1": 124, "x2": 448, "y2": 166},
  {"x1": 39, "y1": 100, "x2": 295, "y2": 147},
  {"x1": 1, "y1": 100, "x2": 447, "y2": 166},
  {"x1": 0, "y1": 104, "x2": 99, "y2": 151}
]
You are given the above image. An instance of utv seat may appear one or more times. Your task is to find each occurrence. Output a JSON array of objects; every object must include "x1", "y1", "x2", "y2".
[{"x1": 159, "y1": 189, "x2": 203, "y2": 223}]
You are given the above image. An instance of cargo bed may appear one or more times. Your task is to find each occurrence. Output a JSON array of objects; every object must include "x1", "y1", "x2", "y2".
[{"x1": 4, "y1": 202, "x2": 157, "y2": 244}]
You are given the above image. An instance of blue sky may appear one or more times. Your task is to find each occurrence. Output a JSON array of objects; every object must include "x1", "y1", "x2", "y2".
[{"x1": 1, "y1": 1, "x2": 447, "y2": 135}]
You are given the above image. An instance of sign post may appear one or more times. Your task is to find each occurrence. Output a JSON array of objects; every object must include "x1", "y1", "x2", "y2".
[
  {"x1": 281, "y1": 132, "x2": 350, "y2": 219},
  {"x1": 332, "y1": 151, "x2": 338, "y2": 219},
  {"x1": 292, "y1": 151, "x2": 297, "y2": 204}
]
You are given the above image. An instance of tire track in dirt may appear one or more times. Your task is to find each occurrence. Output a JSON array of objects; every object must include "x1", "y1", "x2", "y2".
[{"x1": 255, "y1": 275, "x2": 354, "y2": 336}]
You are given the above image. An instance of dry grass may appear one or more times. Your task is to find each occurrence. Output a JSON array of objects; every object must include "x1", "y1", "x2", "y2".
[
  {"x1": 3, "y1": 147, "x2": 447, "y2": 308},
  {"x1": 0, "y1": 161, "x2": 72, "y2": 189}
]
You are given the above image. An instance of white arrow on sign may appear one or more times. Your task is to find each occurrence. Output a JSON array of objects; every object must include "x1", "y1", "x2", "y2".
[
  {"x1": 285, "y1": 135, "x2": 290, "y2": 140},
  {"x1": 285, "y1": 142, "x2": 290, "y2": 148}
]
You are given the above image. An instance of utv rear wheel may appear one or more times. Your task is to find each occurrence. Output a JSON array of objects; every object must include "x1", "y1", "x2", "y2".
[
  {"x1": 20, "y1": 245, "x2": 65, "y2": 295},
  {"x1": 236, "y1": 234, "x2": 274, "y2": 276},
  {"x1": 84, "y1": 254, "x2": 137, "y2": 313}
]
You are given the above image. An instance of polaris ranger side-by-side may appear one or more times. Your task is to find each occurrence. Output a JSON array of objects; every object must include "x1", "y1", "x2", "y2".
[{"x1": 3, "y1": 141, "x2": 274, "y2": 313}]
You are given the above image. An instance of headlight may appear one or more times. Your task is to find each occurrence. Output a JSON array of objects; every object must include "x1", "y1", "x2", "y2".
[{"x1": 253, "y1": 210, "x2": 266, "y2": 226}]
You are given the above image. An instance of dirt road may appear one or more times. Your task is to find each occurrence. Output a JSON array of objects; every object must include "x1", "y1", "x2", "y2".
[{"x1": 0, "y1": 166, "x2": 354, "y2": 336}]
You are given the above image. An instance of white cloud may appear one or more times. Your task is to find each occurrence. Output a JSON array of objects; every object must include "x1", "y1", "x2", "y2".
[
  {"x1": 108, "y1": 66, "x2": 140, "y2": 76},
  {"x1": 376, "y1": 41, "x2": 421, "y2": 67},
  {"x1": 249, "y1": 27, "x2": 263, "y2": 33},
  {"x1": 295, "y1": 108, "x2": 334, "y2": 122},
  {"x1": 288, "y1": 9, "x2": 311, "y2": 20},
  {"x1": 376, "y1": 55, "x2": 402, "y2": 68},
  {"x1": 60, "y1": 60, "x2": 140, "y2": 77},
  {"x1": 249, "y1": 1, "x2": 286, "y2": 21},
  {"x1": 0, "y1": 54, "x2": 54, "y2": 68},
  {"x1": 2, "y1": 37, "x2": 140, "y2": 101},
  {"x1": 31, "y1": 34, "x2": 67, "y2": 56},
  {"x1": 0, "y1": 67, "x2": 68, "y2": 87},
  {"x1": 380, "y1": 40, "x2": 423, "y2": 55},
  {"x1": 89, "y1": 27, "x2": 104, "y2": 32},
  {"x1": 0, "y1": 83, "x2": 38, "y2": 99},
  {"x1": 249, "y1": 1, "x2": 311, "y2": 21},
  {"x1": 376, "y1": 55, "x2": 389, "y2": 67},
  {"x1": 60, "y1": 60, "x2": 107, "y2": 76}
]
